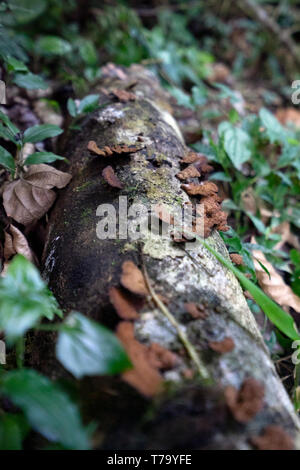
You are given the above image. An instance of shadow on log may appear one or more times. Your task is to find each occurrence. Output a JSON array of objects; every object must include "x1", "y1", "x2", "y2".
[{"x1": 31, "y1": 65, "x2": 300, "y2": 449}]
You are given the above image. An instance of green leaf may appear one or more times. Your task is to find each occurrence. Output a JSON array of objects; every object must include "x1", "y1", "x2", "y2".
[
  {"x1": 209, "y1": 171, "x2": 232, "y2": 182},
  {"x1": 25, "y1": 151, "x2": 66, "y2": 166},
  {"x1": 5, "y1": 56, "x2": 28, "y2": 73},
  {"x1": 78, "y1": 94, "x2": 100, "y2": 114},
  {"x1": 0, "y1": 255, "x2": 62, "y2": 342},
  {"x1": 0, "y1": 145, "x2": 15, "y2": 173},
  {"x1": 78, "y1": 39, "x2": 98, "y2": 66},
  {"x1": 23, "y1": 124, "x2": 63, "y2": 143},
  {"x1": 0, "y1": 124, "x2": 15, "y2": 142},
  {"x1": 67, "y1": 98, "x2": 77, "y2": 118},
  {"x1": 56, "y1": 312, "x2": 131, "y2": 379},
  {"x1": 259, "y1": 108, "x2": 286, "y2": 144},
  {"x1": 13, "y1": 73, "x2": 48, "y2": 90},
  {"x1": 0, "y1": 414, "x2": 28, "y2": 450},
  {"x1": 168, "y1": 86, "x2": 193, "y2": 109},
  {"x1": 192, "y1": 233, "x2": 300, "y2": 341},
  {"x1": 219, "y1": 122, "x2": 252, "y2": 170},
  {"x1": 1, "y1": 369, "x2": 91, "y2": 449},
  {"x1": 0, "y1": 0, "x2": 47, "y2": 25},
  {"x1": 0, "y1": 110, "x2": 19, "y2": 137},
  {"x1": 36, "y1": 36, "x2": 72, "y2": 56}
]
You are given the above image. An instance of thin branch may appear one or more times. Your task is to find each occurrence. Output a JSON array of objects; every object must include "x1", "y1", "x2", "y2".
[{"x1": 141, "y1": 256, "x2": 211, "y2": 381}]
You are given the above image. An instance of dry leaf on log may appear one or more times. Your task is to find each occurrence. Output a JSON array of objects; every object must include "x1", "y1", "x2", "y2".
[
  {"x1": 251, "y1": 237, "x2": 300, "y2": 312},
  {"x1": 225, "y1": 378, "x2": 264, "y2": 423},
  {"x1": 250, "y1": 425, "x2": 294, "y2": 450},
  {"x1": 109, "y1": 286, "x2": 140, "y2": 320},
  {"x1": 2, "y1": 224, "x2": 35, "y2": 275},
  {"x1": 3, "y1": 164, "x2": 71, "y2": 225}
]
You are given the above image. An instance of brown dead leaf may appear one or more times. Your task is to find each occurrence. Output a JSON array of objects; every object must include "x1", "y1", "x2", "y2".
[
  {"x1": 250, "y1": 425, "x2": 294, "y2": 450},
  {"x1": 120, "y1": 260, "x2": 148, "y2": 296},
  {"x1": 154, "y1": 203, "x2": 174, "y2": 225},
  {"x1": 276, "y1": 108, "x2": 300, "y2": 129},
  {"x1": 225, "y1": 377, "x2": 264, "y2": 423},
  {"x1": 251, "y1": 237, "x2": 300, "y2": 312},
  {"x1": 2, "y1": 224, "x2": 35, "y2": 274},
  {"x1": 102, "y1": 166, "x2": 124, "y2": 189},
  {"x1": 241, "y1": 187, "x2": 257, "y2": 214},
  {"x1": 3, "y1": 164, "x2": 71, "y2": 225},
  {"x1": 208, "y1": 337, "x2": 235, "y2": 354},
  {"x1": 101, "y1": 63, "x2": 128, "y2": 80},
  {"x1": 116, "y1": 321, "x2": 163, "y2": 397},
  {"x1": 272, "y1": 221, "x2": 300, "y2": 251},
  {"x1": 109, "y1": 286, "x2": 139, "y2": 320}
]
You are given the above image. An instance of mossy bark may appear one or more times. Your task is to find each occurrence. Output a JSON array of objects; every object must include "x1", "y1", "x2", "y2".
[{"x1": 39, "y1": 65, "x2": 300, "y2": 449}]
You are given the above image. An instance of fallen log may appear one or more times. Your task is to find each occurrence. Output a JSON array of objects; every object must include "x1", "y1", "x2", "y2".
[{"x1": 37, "y1": 65, "x2": 300, "y2": 449}]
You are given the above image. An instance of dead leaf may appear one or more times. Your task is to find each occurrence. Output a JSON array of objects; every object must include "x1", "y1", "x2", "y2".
[
  {"x1": 2, "y1": 224, "x2": 35, "y2": 274},
  {"x1": 3, "y1": 164, "x2": 71, "y2": 225},
  {"x1": 276, "y1": 108, "x2": 300, "y2": 129},
  {"x1": 225, "y1": 377, "x2": 264, "y2": 423},
  {"x1": 116, "y1": 321, "x2": 163, "y2": 397},
  {"x1": 250, "y1": 425, "x2": 294, "y2": 450},
  {"x1": 251, "y1": 236, "x2": 300, "y2": 312},
  {"x1": 154, "y1": 203, "x2": 174, "y2": 225},
  {"x1": 101, "y1": 63, "x2": 128, "y2": 80},
  {"x1": 102, "y1": 166, "x2": 124, "y2": 189},
  {"x1": 120, "y1": 260, "x2": 148, "y2": 296},
  {"x1": 109, "y1": 286, "x2": 139, "y2": 320},
  {"x1": 241, "y1": 187, "x2": 257, "y2": 214},
  {"x1": 208, "y1": 337, "x2": 235, "y2": 354},
  {"x1": 272, "y1": 221, "x2": 300, "y2": 251}
]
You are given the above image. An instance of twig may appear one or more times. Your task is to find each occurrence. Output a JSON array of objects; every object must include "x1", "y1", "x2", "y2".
[
  {"x1": 239, "y1": 0, "x2": 300, "y2": 67},
  {"x1": 141, "y1": 256, "x2": 211, "y2": 381}
]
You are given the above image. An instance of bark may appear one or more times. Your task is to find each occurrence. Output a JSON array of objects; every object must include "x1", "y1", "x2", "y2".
[{"x1": 38, "y1": 65, "x2": 300, "y2": 449}]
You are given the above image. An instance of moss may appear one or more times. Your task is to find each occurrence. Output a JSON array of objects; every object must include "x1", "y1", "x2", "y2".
[{"x1": 74, "y1": 181, "x2": 94, "y2": 192}]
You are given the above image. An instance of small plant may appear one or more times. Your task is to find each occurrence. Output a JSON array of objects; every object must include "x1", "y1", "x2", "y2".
[{"x1": 0, "y1": 255, "x2": 131, "y2": 450}]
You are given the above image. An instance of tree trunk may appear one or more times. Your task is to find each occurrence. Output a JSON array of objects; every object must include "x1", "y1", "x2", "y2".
[{"x1": 38, "y1": 65, "x2": 300, "y2": 449}]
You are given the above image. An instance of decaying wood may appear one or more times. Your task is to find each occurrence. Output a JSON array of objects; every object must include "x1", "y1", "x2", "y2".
[{"x1": 39, "y1": 65, "x2": 300, "y2": 449}]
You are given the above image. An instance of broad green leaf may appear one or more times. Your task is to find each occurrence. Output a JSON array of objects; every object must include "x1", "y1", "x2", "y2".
[
  {"x1": 23, "y1": 124, "x2": 63, "y2": 143},
  {"x1": 0, "y1": 255, "x2": 62, "y2": 342},
  {"x1": 0, "y1": 110, "x2": 19, "y2": 137},
  {"x1": 13, "y1": 73, "x2": 48, "y2": 90},
  {"x1": 0, "y1": 414, "x2": 29, "y2": 450},
  {"x1": 259, "y1": 108, "x2": 286, "y2": 144},
  {"x1": 67, "y1": 98, "x2": 77, "y2": 118},
  {"x1": 0, "y1": 0, "x2": 47, "y2": 25},
  {"x1": 0, "y1": 124, "x2": 14, "y2": 141},
  {"x1": 56, "y1": 312, "x2": 131, "y2": 379},
  {"x1": 168, "y1": 86, "x2": 193, "y2": 109},
  {"x1": 0, "y1": 145, "x2": 15, "y2": 173},
  {"x1": 219, "y1": 122, "x2": 252, "y2": 170},
  {"x1": 36, "y1": 36, "x2": 72, "y2": 56},
  {"x1": 192, "y1": 233, "x2": 300, "y2": 341},
  {"x1": 78, "y1": 94, "x2": 100, "y2": 114},
  {"x1": 1, "y1": 369, "x2": 91, "y2": 449},
  {"x1": 25, "y1": 151, "x2": 66, "y2": 166},
  {"x1": 5, "y1": 56, "x2": 28, "y2": 73},
  {"x1": 78, "y1": 39, "x2": 98, "y2": 66},
  {"x1": 209, "y1": 171, "x2": 232, "y2": 182}
]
